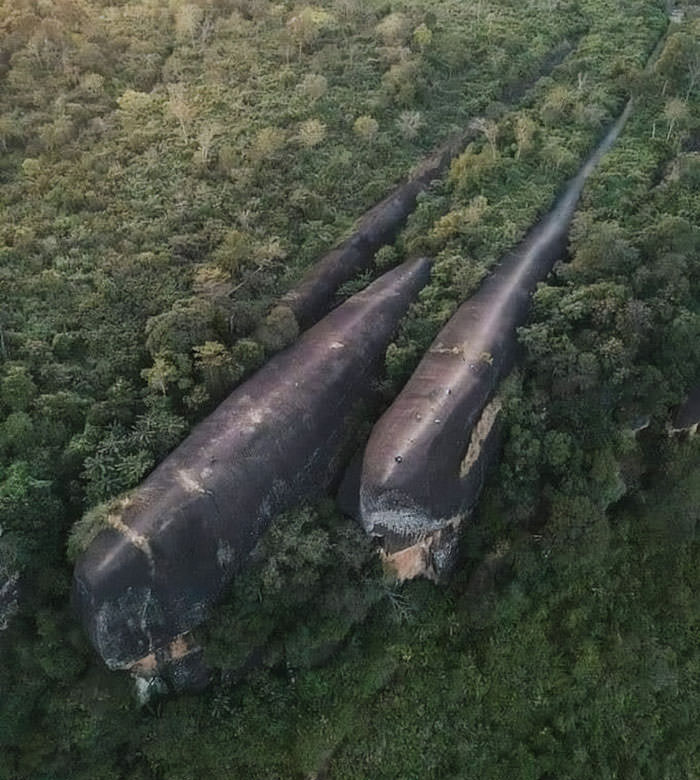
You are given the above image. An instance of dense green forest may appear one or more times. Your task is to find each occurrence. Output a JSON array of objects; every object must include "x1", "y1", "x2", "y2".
[{"x1": 1, "y1": 0, "x2": 699, "y2": 777}]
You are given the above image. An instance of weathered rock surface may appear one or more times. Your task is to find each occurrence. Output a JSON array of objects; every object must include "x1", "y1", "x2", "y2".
[
  {"x1": 358, "y1": 104, "x2": 633, "y2": 580},
  {"x1": 73, "y1": 258, "x2": 431, "y2": 671}
]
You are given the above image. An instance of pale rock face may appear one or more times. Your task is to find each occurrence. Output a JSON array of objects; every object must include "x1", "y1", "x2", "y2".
[
  {"x1": 380, "y1": 522, "x2": 460, "y2": 582},
  {"x1": 134, "y1": 674, "x2": 168, "y2": 706},
  {"x1": 381, "y1": 538, "x2": 436, "y2": 582},
  {"x1": 460, "y1": 398, "x2": 503, "y2": 478},
  {"x1": 129, "y1": 632, "x2": 207, "y2": 693}
]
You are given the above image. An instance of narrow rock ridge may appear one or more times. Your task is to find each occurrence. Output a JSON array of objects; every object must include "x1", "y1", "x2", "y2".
[
  {"x1": 380, "y1": 520, "x2": 461, "y2": 582},
  {"x1": 280, "y1": 42, "x2": 575, "y2": 330},
  {"x1": 358, "y1": 103, "x2": 633, "y2": 579},
  {"x1": 280, "y1": 133, "x2": 465, "y2": 329},
  {"x1": 73, "y1": 257, "x2": 431, "y2": 672}
]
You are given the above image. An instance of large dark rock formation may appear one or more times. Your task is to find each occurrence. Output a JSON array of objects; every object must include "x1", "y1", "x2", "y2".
[
  {"x1": 357, "y1": 104, "x2": 633, "y2": 580},
  {"x1": 73, "y1": 258, "x2": 431, "y2": 671}
]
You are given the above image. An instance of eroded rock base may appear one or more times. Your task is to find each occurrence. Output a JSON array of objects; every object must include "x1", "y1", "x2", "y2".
[
  {"x1": 130, "y1": 632, "x2": 210, "y2": 693},
  {"x1": 379, "y1": 520, "x2": 461, "y2": 582}
]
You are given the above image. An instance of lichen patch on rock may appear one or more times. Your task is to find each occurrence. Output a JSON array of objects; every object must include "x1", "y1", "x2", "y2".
[{"x1": 460, "y1": 396, "x2": 503, "y2": 478}]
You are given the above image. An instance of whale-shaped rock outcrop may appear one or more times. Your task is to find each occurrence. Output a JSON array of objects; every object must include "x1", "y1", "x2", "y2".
[
  {"x1": 357, "y1": 105, "x2": 633, "y2": 581},
  {"x1": 73, "y1": 257, "x2": 431, "y2": 671}
]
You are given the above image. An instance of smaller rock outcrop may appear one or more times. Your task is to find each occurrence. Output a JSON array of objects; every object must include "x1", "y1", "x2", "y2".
[
  {"x1": 279, "y1": 43, "x2": 575, "y2": 332},
  {"x1": 281, "y1": 135, "x2": 466, "y2": 329}
]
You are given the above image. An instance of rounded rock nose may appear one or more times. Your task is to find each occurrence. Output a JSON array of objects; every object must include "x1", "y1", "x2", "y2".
[
  {"x1": 360, "y1": 425, "x2": 420, "y2": 507},
  {"x1": 73, "y1": 528, "x2": 160, "y2": 669},
  {"x1": 407, "y1": 255, "x2": 432, "y2": 284}
]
